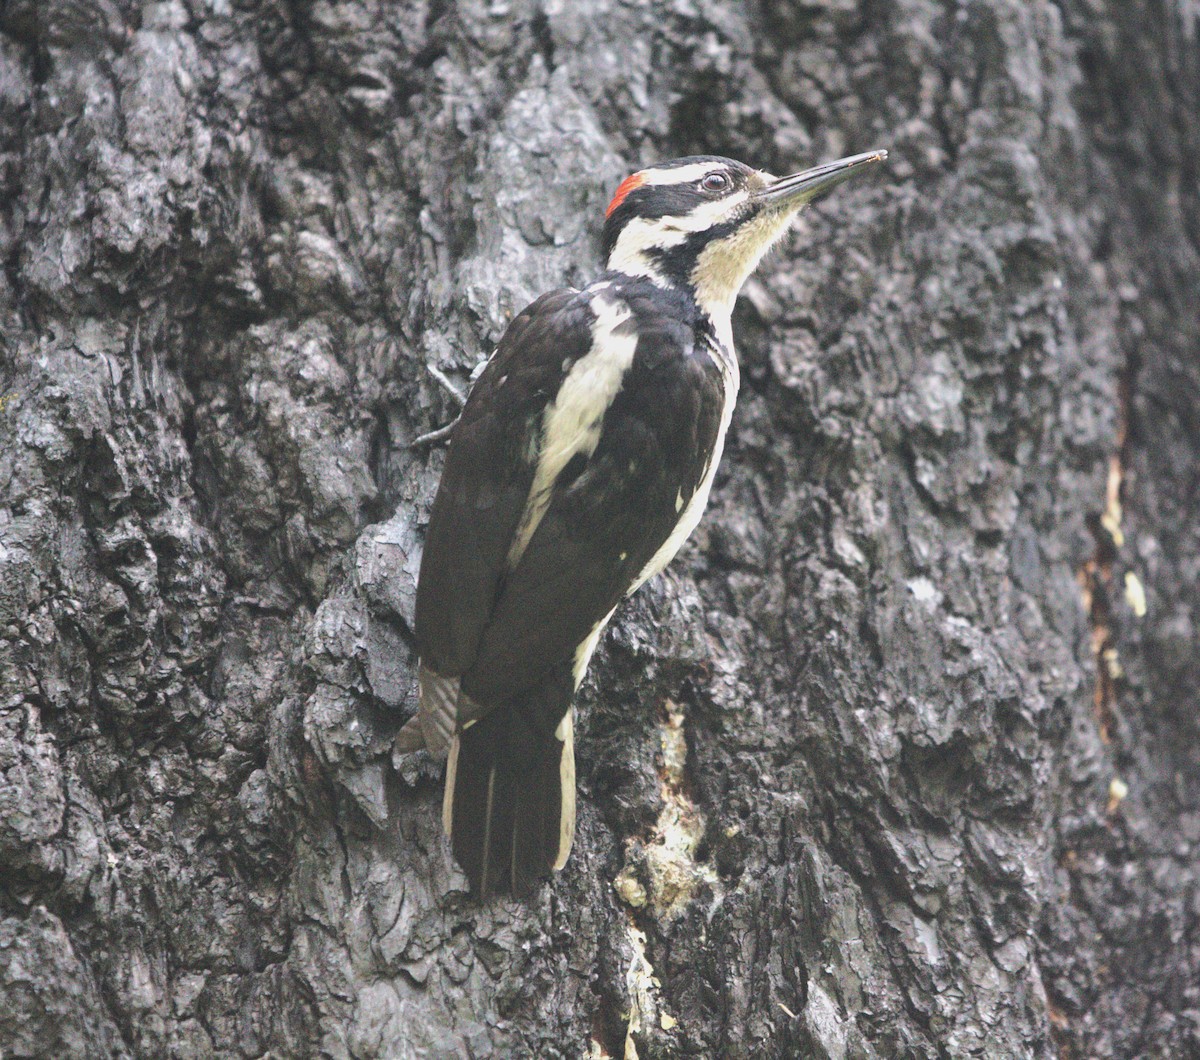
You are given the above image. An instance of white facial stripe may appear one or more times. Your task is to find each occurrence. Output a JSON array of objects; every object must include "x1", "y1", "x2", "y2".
[
  {"x1": 607, "y1": 253, "x2": 669, "y2": 286},
  {"x1": 611, "y1": 216, "x2": 690, "y2": 251},
  {"x1": 606, "y1": 216, "x2": 680, "y2": 285},
  {"x1": 615, "y1": 192, "x2": 751, "y2": 239},
  {"x1": 606, "y1": 191, "x2": 753, "y2": 287},
  {"x1": 659, "y1": 191, "x2": 751, "y2": 232},
  {"x1": 638, "y1": 161, "x2": 725, "y2": 185},
  {"x1": 508, "y1": 295, "x2": 638, "y2": 567}
]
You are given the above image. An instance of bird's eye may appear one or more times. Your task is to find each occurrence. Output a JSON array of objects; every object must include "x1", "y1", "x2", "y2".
[{"x1": 701, "y1": 172, "x2": 731, "y2": 193}]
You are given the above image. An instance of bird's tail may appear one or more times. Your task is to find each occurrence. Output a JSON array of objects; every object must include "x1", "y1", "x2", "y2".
[{"x1": 443, "y1": 699, "x2": 575, "y2": 899}]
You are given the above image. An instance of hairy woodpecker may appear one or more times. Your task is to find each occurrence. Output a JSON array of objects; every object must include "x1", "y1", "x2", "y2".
[{"x1": 405, "y1": 149, "x2": 887, "y2": 897}]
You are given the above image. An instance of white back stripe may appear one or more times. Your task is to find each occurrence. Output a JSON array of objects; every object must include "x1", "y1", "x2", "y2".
[{"x1": 508, "y1": 293, "x2": 638, "y2": 567}]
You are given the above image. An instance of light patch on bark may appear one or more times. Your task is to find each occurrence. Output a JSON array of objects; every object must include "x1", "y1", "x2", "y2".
[
  {"x1": 621, "y1": 922, "x2": 678, "y2": 1060},
  {"x1": 613, "y1": 701, "x2": 714, "y2": 1053},
  {"x1": 614, "y1": 700, "x2": 718, "y2": 921}
]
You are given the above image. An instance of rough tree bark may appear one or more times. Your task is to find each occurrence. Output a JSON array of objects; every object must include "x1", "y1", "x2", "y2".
[{"x1": 0, "y1": 0, "x2": 1196, "y2": 1056}]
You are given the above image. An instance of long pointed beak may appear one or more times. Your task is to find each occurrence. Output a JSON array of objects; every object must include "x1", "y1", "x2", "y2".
[{"x1": 757, "y1": 149, "x2": 888, "y2": 208}]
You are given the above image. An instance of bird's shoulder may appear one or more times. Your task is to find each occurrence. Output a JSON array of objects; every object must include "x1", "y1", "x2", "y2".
[
  {"x1": 460, "y1": 287, "x2": 593, "y2": 423},
  {"x1": 595, "y1": 273, "x2": 704, "y2": 352},
  {"x1": 465, "y1": 276, "x2": 706, "y2": 420}
]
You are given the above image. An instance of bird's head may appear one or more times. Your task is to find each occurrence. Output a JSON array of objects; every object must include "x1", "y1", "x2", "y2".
[{"x1": 603, "y1": 150, "x2": 887, "y2": 318}]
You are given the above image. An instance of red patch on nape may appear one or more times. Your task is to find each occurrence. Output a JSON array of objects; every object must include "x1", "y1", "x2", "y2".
[{"x1": 605, "y1": 171, "x2": 646, "y2": 218}]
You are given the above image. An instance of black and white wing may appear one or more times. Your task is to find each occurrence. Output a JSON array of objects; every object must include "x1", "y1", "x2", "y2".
[
  {"x1": 415, "y1": 288, "x2": 594, "y2": 684},
  {"x1": 414, "y1": 281, "x2": 725, "y2": 895}
]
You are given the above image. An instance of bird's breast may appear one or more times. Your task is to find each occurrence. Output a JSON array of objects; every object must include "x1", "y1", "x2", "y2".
[{"x1": 630, "y1": 330, "x2": 738, "y2": 593}]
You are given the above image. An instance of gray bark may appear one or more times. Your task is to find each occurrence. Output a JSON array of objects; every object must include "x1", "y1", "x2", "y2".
[{"x1": 0, "y1": 0, "x2": 1196, "y2": 1056}]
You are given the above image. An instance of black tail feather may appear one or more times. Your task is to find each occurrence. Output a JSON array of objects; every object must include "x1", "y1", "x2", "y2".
[{"x1": 446, "y1": 708, "x2": 568, "y2": 898}]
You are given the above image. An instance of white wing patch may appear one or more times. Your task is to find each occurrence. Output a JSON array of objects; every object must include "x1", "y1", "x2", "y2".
[{"x1": 507, "y1": 293, "x2": 639, "y2": 567}]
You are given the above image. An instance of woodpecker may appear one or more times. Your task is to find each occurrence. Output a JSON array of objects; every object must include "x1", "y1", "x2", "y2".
[{"x1": 404, "y1": 149, "x2": 887, "y2": 897}]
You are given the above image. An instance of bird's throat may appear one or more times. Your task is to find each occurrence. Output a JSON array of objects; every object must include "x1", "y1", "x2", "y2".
[{"x1": 688, "y1": 205, "x2": 800, "y2": 321}]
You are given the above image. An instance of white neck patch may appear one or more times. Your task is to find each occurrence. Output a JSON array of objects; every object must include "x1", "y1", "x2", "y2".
[{"x1": 605, "y1": 217, "x2": 681, "y2": 286}]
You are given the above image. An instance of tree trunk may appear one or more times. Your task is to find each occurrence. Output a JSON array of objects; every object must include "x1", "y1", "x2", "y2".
[{"x1": 1, "y1": 0, "x2": 1196, "y2": 1056}]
